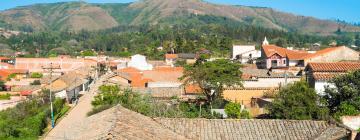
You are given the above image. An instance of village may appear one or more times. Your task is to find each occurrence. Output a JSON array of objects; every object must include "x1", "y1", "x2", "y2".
[{"x1": 0, "y1": 36, "x2": 359, "y2": 139}]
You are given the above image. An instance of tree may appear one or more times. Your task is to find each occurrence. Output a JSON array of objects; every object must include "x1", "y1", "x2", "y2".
[
  {"x1": 267, "y1": 81, "x2": 329, "y2": 120},
  {"x1": 0, "y1": 79, "x2": 4, "y2": 91},
  {"x1": 323, "y1": 70, "x2": 360, "y2": 119},
  {"x1": 181, "y1": 59, "x2": 242, "y2": 104}
]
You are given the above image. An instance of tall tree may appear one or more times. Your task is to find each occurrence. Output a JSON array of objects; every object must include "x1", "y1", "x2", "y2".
[
  {"x1": 267, "y1": 81, "x2": 329, "y2": 120},
  {"x1": 323, "y1": 70, "x2": 360, "y2": 119},
  {"x1": 181, "y1": 59, "x2": 242, "y2": 104}
]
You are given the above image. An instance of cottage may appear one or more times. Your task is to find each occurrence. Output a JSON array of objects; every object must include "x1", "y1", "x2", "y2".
[{"x1": 305, "y1": 62, "x2": 360, "y2": 95}]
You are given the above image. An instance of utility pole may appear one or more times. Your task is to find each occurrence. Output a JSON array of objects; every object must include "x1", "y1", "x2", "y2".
[{"x1": 42, "y1": 63, "x2": 60, "y2": 128}]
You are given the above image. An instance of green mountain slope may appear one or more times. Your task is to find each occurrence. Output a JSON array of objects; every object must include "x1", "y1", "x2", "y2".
[{"x1": 0, "y1": 0, "x2": 359, "y2": 35}]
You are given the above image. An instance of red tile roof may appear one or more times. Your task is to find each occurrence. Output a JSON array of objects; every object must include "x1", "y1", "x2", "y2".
[
  {"x1": 312, "y1": 73, "x2": 342, "y2": 81},
  {"x1": 262, "y1": 45, "x2": 349, "y2": 61},
  {"x1": 307, "y1": 62, "x2": 360, "y2": 72},
  {"x1": 185, "y1": 84, "x2": 202, "y2": 94},
  {"x1": 262, "y1": 45, "x2": 309, "y2": 60},
  {"x1": 303, "y1": 46, "x2": 344, "y2": 60},
  {"x1": 0, "y1": 69, "x2": 28, "y2": 80},
  {"x1": 165, "y1": 54, "x2": 178, "y2": 59}
]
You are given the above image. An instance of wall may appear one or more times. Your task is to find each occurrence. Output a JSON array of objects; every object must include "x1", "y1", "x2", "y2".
[
  {"x1": 232, "y1": 45, "x2": 255, "y2": 59},
  {"x1": 314, "y1": 81, "x2": 335, "y2": 95},
  {"x1": 133, "y1": 87, "x2": 184, "y2": 98},
  {"x1": 55, "y1": 90, "x2": 67, "y2": 99},
  {"x1": 288, "y1": 60, "x2": 299, "y2": 67},
  {"x1": 148, "y1": 82, "x2": 182, "y2": 88},
  {"x1": 243, "y1": 77, "x2": 301, "y2": 88},
  {"x1": 223, "y1": 89, "x2": 267, "y2": 107}
]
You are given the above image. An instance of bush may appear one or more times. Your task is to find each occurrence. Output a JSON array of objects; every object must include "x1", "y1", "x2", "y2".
[
  {"x1": 0, "y1": 96, "x2": 67, "y2": 139},
  {"x1": 30, "y1": 73, "x2": 43, "y2": 78},
  {"x1": 30, "y1": 80, "x2": 41, "y2": 85},
  {"x1": 225, "y1": 102, "x2": 241, "y2": 118},
  {"x1": 0, "y1": 93, "x2": 11, "y2": 100},
  {"x1": 89, "y1": 85, "x2": 222, "y2": 119},
  {"x1": 6, "y1": 73, "x2": 16, "y2": 81},
  {"x1": 267, "y1": 81, "x2": 329, "y2": 120},
  {"x1": 87, "y1": 104, "x2": 113, "y2": 116}
]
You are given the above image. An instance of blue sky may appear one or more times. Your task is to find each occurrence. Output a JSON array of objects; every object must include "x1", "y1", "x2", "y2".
[{"x1": 0, "y1": 0, "x2": 359, "y2": 23}]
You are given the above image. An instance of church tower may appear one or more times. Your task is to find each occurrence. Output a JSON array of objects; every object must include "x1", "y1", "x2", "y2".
[{"x1": 262, "y1": 37, "x2": 269, "y2": 46}]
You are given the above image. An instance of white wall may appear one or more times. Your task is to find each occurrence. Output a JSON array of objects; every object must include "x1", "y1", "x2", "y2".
[
  {"x1": 243, "y1": 77, "x2": 301, "y2": 88},
  {"x1": 148, "y1": 82, "x2": 182, "y2": 88},
  {"x1": 55, "y1": 90, "x2": 67, "y2": 99},
  {"x1": 314, "y1": 81, "x2": 335, "y2": 95},
  {"x1": 232, "y1": 45, "x2": 256, "y2": 59},
  {"x1": 288, "y1": 60, "x2": 299, "y2": 67}
]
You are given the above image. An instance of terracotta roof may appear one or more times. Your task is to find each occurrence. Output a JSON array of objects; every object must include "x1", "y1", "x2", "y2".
[
  {"x1": 0, "y1": 69, "x2": 28, "y2": 80},
  {"x1": 303, "y1": 46, "x2": 344, "y2": 60},
  {"x1": 165, "y1": 54, "x2": 178, "y2": 59},
  {"x1": 143, "y1": 67, "x2": 183, "y2": 82},
  {"x1": 312, "y1": 73, "x2": 343, "y2": 81},
  {"x1": 307, "y1": 62, "x2": 360, "y2": 72},
  {"x1": 262, "y1": 45, "x2": 309, "y2": 60},
  {"x1": 0, "y1": 57, "x2": 10, "y2": 60},
  {"x1": 184, "y1": 84, "x2": 202, "y2": 94},
  {"x1": 262, "y1": 45, "x2": 350, "y2": 61}
]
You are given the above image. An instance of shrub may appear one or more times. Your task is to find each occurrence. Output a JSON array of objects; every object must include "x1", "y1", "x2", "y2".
[
  {"x1": 225, "y1": 102, "x2": 241, "y2": 118},
  {"x1": 30, "y1": 72, "x2": 43, "y2": 78},
  {"x1": 30, "y1": 80, "x2": 41, "y2": 85},
  {"x1": 0, "y1": 96, "x2": 66, "y2": 139},
  {"x1": 0, "y1": 93, "x2": 11, "y2": 100},
  {"x1": 6, "y1": 73, "x2": 17, "y2": 81},
  {"x1": 87, "y1": 104, "x2": 113, "y2": 116}
]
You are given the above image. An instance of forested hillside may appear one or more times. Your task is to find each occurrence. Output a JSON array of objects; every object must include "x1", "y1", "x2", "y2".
[
  {"x1": 1, "y1": 14, "x2": 358, "y2": 60},
  {"x1": 0, "y1": 0, "x2": 359, "y2": 35}
]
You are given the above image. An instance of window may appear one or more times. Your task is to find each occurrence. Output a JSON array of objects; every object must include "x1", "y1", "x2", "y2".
[{"x1": 283, "y1": 60, "x2": 286, "y2": 64}]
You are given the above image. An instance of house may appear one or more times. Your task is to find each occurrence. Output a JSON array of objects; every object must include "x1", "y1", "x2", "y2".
[
  {"x1": 261, "y1": 44, "x2": 360, "y2": 69},
  {"x1": 127, "y1": 54, "x2": 153, "y2": 71},
  {"x1": 305, "y1": 62, "x2": 360, "y2": 95},
  {"x1": 46, "y1": 71, "x2": 90, "y2": 103},
  {"x1": 232, "y1": 45, "x2": 261, "y2": 64},
  {"x1": 241, "y1": 67, "x2": 301, "y2": 88},
  {"x1": 261, "y1": 45, "x2": 309, "y2": 68}
]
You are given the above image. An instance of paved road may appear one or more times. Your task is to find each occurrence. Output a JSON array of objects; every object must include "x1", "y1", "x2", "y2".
[{"x1": 44, "y1": 72, "x2": 113, "y2": 140}]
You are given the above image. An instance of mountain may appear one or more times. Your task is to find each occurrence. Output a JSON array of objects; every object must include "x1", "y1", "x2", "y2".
[{"x1": 0, "y1": 0, "x2": 359, "y2": 35}]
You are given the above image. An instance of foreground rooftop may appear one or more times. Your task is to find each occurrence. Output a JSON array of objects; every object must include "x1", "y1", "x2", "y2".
[{"x1": 67, "y1": 105, "x2": 350, "y2": 140}]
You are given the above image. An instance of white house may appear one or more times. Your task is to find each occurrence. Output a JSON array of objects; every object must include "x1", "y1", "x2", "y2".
[
  {"x1": 128, "y1": 54, "x2": 153, "y2": 71},
  {"x1": 232, "y1": 45, "x2": 261, "y2": 64},
  {"x1": 305, "y1": 62, "x2": 360, "y2": 95}
]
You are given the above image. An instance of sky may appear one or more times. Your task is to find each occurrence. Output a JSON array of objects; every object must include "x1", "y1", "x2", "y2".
[{"x1": 0, "y1": 0, "x2": 359, "y2": 23}]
